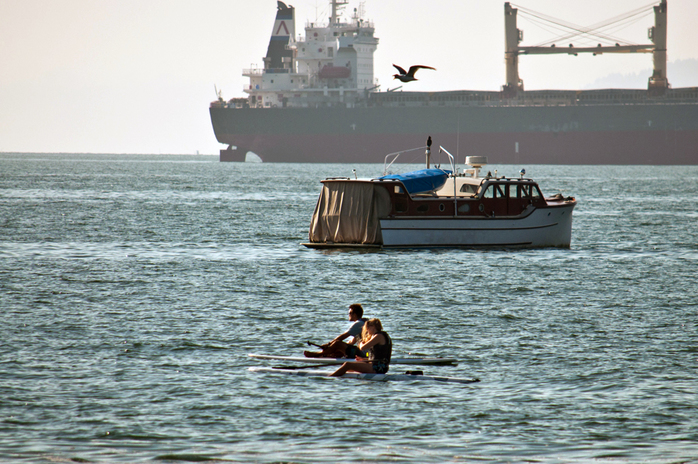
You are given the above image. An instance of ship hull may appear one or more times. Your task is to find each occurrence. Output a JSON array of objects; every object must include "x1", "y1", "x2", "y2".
[{"x1": 210, "y1": 104, "x2": 698, "y2": 164}]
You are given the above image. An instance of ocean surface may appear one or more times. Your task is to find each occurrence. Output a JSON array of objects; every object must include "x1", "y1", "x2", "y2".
[{"x1": 1, "y1": 153, "x2": 697, "y2": 463}]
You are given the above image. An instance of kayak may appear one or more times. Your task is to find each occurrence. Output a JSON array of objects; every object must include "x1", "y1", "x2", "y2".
[
  {"x1": 248, "y1": 353, "x2": 458, "y2": 366},
  {"x1": 249, "y1": 367, "x2": 480, "y2": 384}
]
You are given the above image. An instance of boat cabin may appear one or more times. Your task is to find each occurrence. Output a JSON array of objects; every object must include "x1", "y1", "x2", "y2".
[{"x1": 381, "y1": 175, "x2": 547, "y2": 218}]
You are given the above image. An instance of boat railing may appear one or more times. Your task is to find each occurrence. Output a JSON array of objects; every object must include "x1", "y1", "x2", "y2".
[
  {"x1": 438, "y1": 146, "x2": 457, "y2": 175},
  {"x1": 383, "y1": 146, "x2": 428, "y2": 175},
  {"x1": 436, "y1": 146, "x2": 460, "y2": 211}
]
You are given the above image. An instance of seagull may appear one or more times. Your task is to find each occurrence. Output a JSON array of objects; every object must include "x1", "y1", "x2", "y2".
[{"x1": 392, "y1": 64, "x2": 436, "y2": 82}]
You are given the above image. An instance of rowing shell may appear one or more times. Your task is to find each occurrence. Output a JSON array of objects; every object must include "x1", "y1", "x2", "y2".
[
  {"x1": 248, "y1": 353, "x2": 458, "y2": 366},
  {"x1": 249, "y1": 367, "x2": 479, "y2": 384}
]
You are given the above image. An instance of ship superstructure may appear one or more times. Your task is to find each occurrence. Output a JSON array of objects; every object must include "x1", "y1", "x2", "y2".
[{"x1": 235, "y1": 1, "x2": 378, "y2": 110}]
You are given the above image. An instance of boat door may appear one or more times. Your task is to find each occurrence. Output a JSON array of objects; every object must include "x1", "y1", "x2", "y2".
[
  {"x1": 480, "y1": 182, "x2": 508, "y2": 217},
  {"x1": 507, "y1": 182, "x2": 530, "y2": 216},
  {"x1": 507, "y1": 182, "x2": 545, "y2": 215}
]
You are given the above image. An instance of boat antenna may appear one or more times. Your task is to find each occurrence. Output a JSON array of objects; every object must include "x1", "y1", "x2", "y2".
[{"x1": 425, "y1": 136, "x2": 432, "y2": 168}]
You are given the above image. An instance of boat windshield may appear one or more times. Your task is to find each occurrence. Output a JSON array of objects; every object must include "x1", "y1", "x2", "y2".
[
  {"x1": 511, "y1": 183, "x2": 543, "y2": 199},
  {"x1": 483, "y1": 183, "x2": 506, "y2": 199},
  {"x1": 482, "y1": 182, "x2": 544, "y2": 199}
]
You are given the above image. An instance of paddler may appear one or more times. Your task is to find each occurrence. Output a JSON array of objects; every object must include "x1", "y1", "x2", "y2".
[
  {"x1": 330, "y1": 318, "x2": 392, "y2": 377},
  {"x1": 303, "y1": 303, "x2": 368, "y2": 358}
]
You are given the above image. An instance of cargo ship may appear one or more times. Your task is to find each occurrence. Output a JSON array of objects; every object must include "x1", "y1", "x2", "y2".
[{"x1": 209, "y1": 0, "x2": 698, "y2": 165}]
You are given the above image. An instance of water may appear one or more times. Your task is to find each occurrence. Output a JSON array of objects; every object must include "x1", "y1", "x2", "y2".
[{"x1": 1, "y1": 153, "x2": 697, "y2": 463}]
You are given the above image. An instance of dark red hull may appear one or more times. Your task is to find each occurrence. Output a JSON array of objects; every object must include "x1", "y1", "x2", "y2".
[
  {"x1": 212, "y1": 101, "x2": 698, "y2": 164},
  {"x1": 219, "y1": 130, "x2": 698, "y2": 165}
]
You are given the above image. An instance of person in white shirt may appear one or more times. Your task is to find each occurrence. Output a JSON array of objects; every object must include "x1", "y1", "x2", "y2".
[{"x1": 303, "y1": 304, "x2": 367, "y2": 358}]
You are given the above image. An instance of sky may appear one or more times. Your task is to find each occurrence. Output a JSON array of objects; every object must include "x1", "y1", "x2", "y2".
[{"x1": 1, "y1": 0, "x2": 697, "y2": 155}]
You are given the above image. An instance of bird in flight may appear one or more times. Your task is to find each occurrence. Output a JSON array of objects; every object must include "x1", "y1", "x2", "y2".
[{"x1": 392, "y1": 64, "x2": 436, "y2": 82}]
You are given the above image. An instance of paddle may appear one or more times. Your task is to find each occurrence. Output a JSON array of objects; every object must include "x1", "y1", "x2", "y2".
[
  {"x1": 266, "y1": 341, "x2": 339, "y2": 370},
  {"x1": 306, "y1": 340, "x2": 360, "y2": 360}
]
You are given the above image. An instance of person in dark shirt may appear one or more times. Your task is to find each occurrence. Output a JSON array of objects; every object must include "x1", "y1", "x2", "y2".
[
  {"x1": 331, "y1": 318, "x2": 392, "y2": 376},
  {"x1": 304, "y1": 304, "x2": 367, "y2": 358}
]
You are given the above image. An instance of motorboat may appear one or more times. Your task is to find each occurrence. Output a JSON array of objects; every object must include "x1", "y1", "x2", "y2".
[{"x1": 303, "y1": 137, "x2": 576, "y2": 248}]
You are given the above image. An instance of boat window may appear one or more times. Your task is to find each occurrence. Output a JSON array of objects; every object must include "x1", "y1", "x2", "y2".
[
  {"x1": 482, "y1": 184, "x2": 505, "y2": 199},
  {"x1": 394, "y1": 185, "x2": 404, "y2": 194},
  {"x1": 416, "y1": 204, "x2": 429, "y2": 213},
  {"x1": 532, "y1": 186, "x2": 543, "y2": 199},
  {"x1": 459, "y1": 184, "x2": 478, "y2": 194},
  {"x1": 510, "y1": 183, "x2": 532, "y2": 198},
  {"x1": 518, "y1": 184, "x2": 531, "y2": 199}
]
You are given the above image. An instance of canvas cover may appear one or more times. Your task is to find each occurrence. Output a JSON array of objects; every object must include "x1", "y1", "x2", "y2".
[
  {"x1": 378, "y1": 169, "x2": 451, "y2": 194},
  {"x1": 308, "y1": 181, "x2": 392, "y2": 244}
]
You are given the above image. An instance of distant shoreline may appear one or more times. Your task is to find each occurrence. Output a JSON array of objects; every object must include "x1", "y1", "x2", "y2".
[{"x1": 0, "y1": 152, "x2": 216, "y2": 156}]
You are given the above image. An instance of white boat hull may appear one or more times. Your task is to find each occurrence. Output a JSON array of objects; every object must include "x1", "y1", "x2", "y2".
[
  {"x1": 379, "y1": 204, "x2": 574, "y2": 248},
  {"x1": 249, "y1": 367, "x2": 479, "y2": 384}
]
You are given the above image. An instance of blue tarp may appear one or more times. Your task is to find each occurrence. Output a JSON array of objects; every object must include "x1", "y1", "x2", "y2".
[{"x1": 378, "y1": 169, "x2": 451, "y2": 194}]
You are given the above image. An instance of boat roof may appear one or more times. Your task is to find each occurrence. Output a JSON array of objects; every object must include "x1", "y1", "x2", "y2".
[
  {"x1": 377, "y1": 169, "x2": 451, "y2": 194},
  {"x1": 321, "y1": 170, "x2": 543, "y2": 198}
]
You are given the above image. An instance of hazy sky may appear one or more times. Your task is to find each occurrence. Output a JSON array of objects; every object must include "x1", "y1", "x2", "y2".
[{"x1": 1, "y1": 0, "x2": 697, "y2": 154}]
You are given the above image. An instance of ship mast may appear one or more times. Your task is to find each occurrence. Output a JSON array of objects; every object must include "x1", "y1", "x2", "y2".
[
  {"x1": 504, "y1": 1, "x2": 668, "y2": 96},
  {"x1": 330, "y1": 0, "x2": 349, "y2": 26}
]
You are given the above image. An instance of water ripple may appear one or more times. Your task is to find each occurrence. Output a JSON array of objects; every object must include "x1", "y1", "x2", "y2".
[{"x1": 1, "y1": 156, "x2": 697, "y2": 462}]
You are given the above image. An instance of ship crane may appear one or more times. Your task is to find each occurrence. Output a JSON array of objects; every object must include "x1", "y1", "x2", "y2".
[{"x1": 504, "y1": 1, "x2": 668, "y2": 96}]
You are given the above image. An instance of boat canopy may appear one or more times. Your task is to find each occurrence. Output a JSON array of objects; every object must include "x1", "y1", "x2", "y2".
[
  {"x1": 308, "y1": 180, "x2": 392, "y2": 245},
  {"x1": 378, "y1": 169, "x2": 451, "y2": 194}
]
